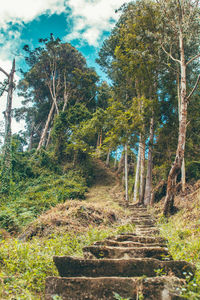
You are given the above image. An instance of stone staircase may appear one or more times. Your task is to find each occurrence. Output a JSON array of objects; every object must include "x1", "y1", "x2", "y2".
[{"x1": 45, "y1": 206, "x2": 195, "y2": 300}]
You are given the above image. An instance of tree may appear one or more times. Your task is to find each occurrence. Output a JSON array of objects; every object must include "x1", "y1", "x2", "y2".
[
  {"x1": 0, "y1": 59, "x2": 15, "y2": 195},
  {"x1": 156, "y1": 0, "x2": 200, "y2": 216},
  {"x1": 17, "y1": 36, "x2": 99, "y2": 150}
]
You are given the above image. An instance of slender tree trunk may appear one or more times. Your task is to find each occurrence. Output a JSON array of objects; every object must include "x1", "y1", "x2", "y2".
[
  {"x1": 106, "y1": 149, "x2": 110, "y2": 166},
  {"x1": 124, "y1": 143, "x2": 129, "y2": 205},
  {"x1": 164, "y1": 28, "x2": 187, "y2": 216},
  {"x1": 37, "y1": 102, "x2": 55, "y2": 151},
  {"x1": 181, "y1": 157, "x2": 186, "y2": 192},
  {"x1": 139, "y1": 136, "x2": 145, "y2": 204},
  {"x1": 117, "y1": 150, "x2": 124, "y2": 174},
  {"x1": 133, "y1": 138, "x2": 141, "y2": 202},
  {"x1": 177, "y1": 70, "x2": 186, "y2": 193},
  {"x1": 114, "y1": 151, "x2": 118, "y2": 169},
  {"x1": 46, "y1": 127, "x2": 52, "y2": 148},
  {"x1": 144, "y1": 117, "x2": 154, "y2": 206},
  {"x1": 1, "y1": 59, "x2": 15, "y2": 194}
]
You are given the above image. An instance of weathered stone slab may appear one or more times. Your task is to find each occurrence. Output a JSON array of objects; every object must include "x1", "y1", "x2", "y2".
[
  {"x1": 83, "y1": 245, "x2": 171, "y2": 260},
  {"x1": 94, "y1": 239, "x2": 166, "y2": 248},
  {"x1": 136, "y1": 228, "x2": 160, "y2": 235},
  {"x1": 113, "y1": 234, "x2": 166, "y2": 244},
  {"x1": 45, "y1": 276, "x2": 185, "y2": 300},
  {"x1": 131, "y1": 219, "x2": 156, "y2": 226},
  {"x1": 53, "y1": 256, "x2": 195, "y2": 279}
]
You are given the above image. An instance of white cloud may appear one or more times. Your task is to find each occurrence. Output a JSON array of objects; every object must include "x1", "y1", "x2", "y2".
[
  {"x1": 65, "y1": 0, "x2": 130, "y2": 46},
  {"x1": 0, "y1": 0, "x2": 66, "y2": 29}
]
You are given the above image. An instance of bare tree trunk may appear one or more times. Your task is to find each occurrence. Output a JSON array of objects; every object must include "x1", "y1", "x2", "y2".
[
  {"x1": 114, "y1": 151, "x2": 118, "y2": 169},
  {"x1": 46, "y1": 127, "x2": 52, "y2": 148},
  {"x1": 28, "y1": 121, "x2": 35, "y2": 151},
  {"x1": 117, "y1": 150, "x2": 124, "y2": 174},
  {"x1": 106, "y1": 149, "x2": 110, "y2": 166},
  {"x1": 0, "y1": 59, "x2": 15, "y2": 194},
  {"x1": 124, "y1": 143, "x2": 129, "y2": 205},
  {"x1": 164, "y1": 28, "x2": 187, "y2": 216},
  {"x1": 133, "y1": 139, "x2": 141, "y2": 202},
  {"x1": 177, "y1": 70, "x2": 186, "y2": 193},
  {"x1": 144, "y1": 117, "x2": 154, "y2": 206},
  {"x1": 37, "y1": 102, "x2": 55, "y2": 151},
  {"x1": 139, "y1": 136, "x2": 145, "y2": 204},
  {"x1": 181, "y1": 157, "x2": 186, "y2": 192}
]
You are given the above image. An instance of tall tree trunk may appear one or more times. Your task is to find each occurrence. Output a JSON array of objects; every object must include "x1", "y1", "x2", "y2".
[
  {"x1": 164, "y1": 28, "x2": 187, "y2": 216},
  {"x1": 117, "y1": 150, "x2": 124, "y2": 174},
  {"x1": 177, "y1": 70, "x2": 186, "y2": 193},
  {"x1": 114, "y1": 151, "x2": 118, "y2": 169},
  {"x1": 124, "y1": 143, "x2": 129, "y2": 205},
  {"x1": 46, "y1": 127, "x2": 52, "y2": 148},
  {"x1": 1, "y1": 59, "x2": 15, "y2": 194},
  {"x1": 144, "y1": 117, "x2": 154, "y2": 206},
  {"x1": 133, "y1": 138, "x2": 141, "y2": 202},
  {"x1": 139, "y1": 136, "x2": 145, "y2": 204},
  {"x1": 37, "y1": 102, "x2": 55, "y2": 151},
  {"x1": 181, "y1": 157, "x2": 186, "y2": 192},
  {"x1": 106, "y1": 149, "x2": 110, "y2": 166}
]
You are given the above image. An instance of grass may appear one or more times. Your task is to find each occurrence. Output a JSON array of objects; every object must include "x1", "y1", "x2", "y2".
[
  {"x1": 157, "y1": 200, "x2": 200, "y2": 299},
  {"x1": 0, "y1": 223, "x2": 135, "y2": 299}
]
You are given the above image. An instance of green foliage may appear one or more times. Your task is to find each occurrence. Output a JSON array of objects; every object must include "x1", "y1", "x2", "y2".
[
  {"x1": 0, "y1": 224, "x2": 134, "y2": 299},
  {"x1": 158, "y1": 213, "x2": 200, "y2": 299},
  {"x1": 113, "y1": 292, "x2": 131, "y2": 300}
]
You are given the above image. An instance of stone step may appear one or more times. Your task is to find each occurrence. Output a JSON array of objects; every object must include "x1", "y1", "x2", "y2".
[
  {"x1": 83, "y1": 245, "x2": 171, "y2": 260},
  {"x1": 94, "y1": 239, "x2": 166, "y2": 248},
  {"x1": 53, "y1": 256, "x2": 195, "y2": 279},
  {"x1": 131, "y1": 213, "x2": 151, "y2": 217},
  {"x1": 136, "y1": 224, "x2": 156, "y2": 228},
  {"x1": 136, "y1": 228, "x2": 160, "y2": 235},
  {"x1": 45, "y1": 276, "x2": 185, "y2": 300},
  {"x1": 131, "y1": 219, "x2": 156, "y2": 226},
  {"x1": 113, "y1": 234, "x2": 166, "y2": 244}
]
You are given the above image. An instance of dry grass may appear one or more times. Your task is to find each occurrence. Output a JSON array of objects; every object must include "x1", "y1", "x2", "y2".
[{"x1": 19, "y1": 160, "x2": 131, "y2": 240}]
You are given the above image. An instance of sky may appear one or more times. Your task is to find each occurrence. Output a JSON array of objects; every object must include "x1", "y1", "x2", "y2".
[{"x1": 0, "y1": 0, "x2": 130, "y2": 134}]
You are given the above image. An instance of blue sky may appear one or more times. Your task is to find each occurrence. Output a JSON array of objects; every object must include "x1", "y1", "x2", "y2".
[{"x1": 0, "y1": 0, "x2": 130, "y2": 133}]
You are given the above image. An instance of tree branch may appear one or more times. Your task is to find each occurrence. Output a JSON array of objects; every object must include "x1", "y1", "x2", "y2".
[
  {"x1": 186, "y1": 74, "x2": 200, "y2": 101},
  {"x1": 161, "y1": 44, "x2": 181, "y2": 63},
  {"x1": 186, "y1": 53, "x2": 200, "y2": 66},
  {"x1": 0, "y1": 67, "x2": 9, "y2": 78}
]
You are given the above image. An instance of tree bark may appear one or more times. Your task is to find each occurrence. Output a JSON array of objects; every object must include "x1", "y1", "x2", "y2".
[
  {"x1": 177, "y1": 68, "x2": 186, "y2": 193},
  {"x1": 139, "y1": 136, "x2": 145, "y2": 204},
  {"x1": 106, "y1": 149, "x2": 110, "y2": 166},
  {"x1": 114, "y1": 151, "x2": 118, "y2": 169},
  {"x1": 133, "y1": 138, "x2": 141, "y2": 202},
  {"x1": 181, "y1": 157, "x2": 186, "y2": 193},
  {"x1": 163, "y1": 26, "x2": 187, "y2": 216},
  {"x1": 37, "y1": 101, "x2": 55, "y2": 151},
  {"x1": 1, "y1": 59, "x2": 15, "y2": 194},
  {"x1": 124, "y1": 143, "x2": 129, "y2": 205},
  {"x1": 144, "y1": 117, "x2": 154, "y2": 206}
]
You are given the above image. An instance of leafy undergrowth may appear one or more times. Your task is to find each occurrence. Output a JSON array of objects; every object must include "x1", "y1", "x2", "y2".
[
  {"x1": 0, "y1": 223, "x2": 135, "y2": 299},
  {"x1": 0, "y1": 172, "x2": 87, "y2": 233},
  {"x1": 155, "y1": 184, "x2": 200, "y2": 299}
]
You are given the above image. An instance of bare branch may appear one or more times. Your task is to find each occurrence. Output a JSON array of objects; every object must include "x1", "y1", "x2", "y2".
[
  {"x1": 186, "y1": 74, "x2": 200, "y2": 100},
  {"x1": 0, "y1": 67, "x2": 9, "y2": 78},
  {"x1": 161, "y1": 44, "x2": 181, "y2": 63},
  {"x1": 186, "y1": 53, "x2": 200, "y2": 66}
]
